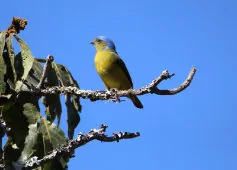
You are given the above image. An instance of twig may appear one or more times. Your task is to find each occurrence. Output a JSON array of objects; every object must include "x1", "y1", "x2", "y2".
[
  {"x1": 36, "y1": 55, "x2": 54, "y2": 89},
  {"x1": 35, "y1": 67, "x2": 196, "y2": 102},
  {"x1": 34, "y1": 58, "x2": 46, "y2": 63},
  {"x1": 23, "y1": 124, "x2": 139, "y2": 170}
]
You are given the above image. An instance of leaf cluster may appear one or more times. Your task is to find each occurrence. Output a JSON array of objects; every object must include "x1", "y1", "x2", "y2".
[{"x1": 0, "y1": 19, "x2": 81, "y2": 169}]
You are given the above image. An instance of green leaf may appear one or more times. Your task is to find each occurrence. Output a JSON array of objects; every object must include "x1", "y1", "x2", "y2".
[
  {"x1": 56, "y1": 64, "x2": 82, "y2": 112},
  {"x1": 0, "y1": 31, "x2": 6, "y2": 56},
  {"x1": 42, "y1": 94, "x2": 62, "y2": 124},
  {"x1": 3, "y1": 103, "x2": 29, "y2": 164},
  {"x1": 52, "y1": 64, "x2": 81, "y2": 138},
  {"x1": 6, "y1": 35, "x2": 17, "y2": 83},
  {"x1": 14, "y1": 52, "x2": 24, "y2": 80},
  {"x1": 42, "y1": 62, "x2": 62, "y2": 124},
  {"x1": 17, "y1": 119, "x2": 67, "y2": 169},
  {"x1": 38, "y1": 118, "x2": 68, "y2": 169},
  {"x1": 39, "y1": 118, "x2": 66, "y2": 148},
  {"x1": 24, "y1": 59, "x2": 43, "y2": 87},
  {"x1": 72, "y1": 95, "x2": 82, "y2": 113},
  {"x1": 2, "y1": 51, "x2": 15, "y2": 92},
  {"x1": 2, "y1": 92, "x2": 39, "y2": 163},
  {"x1": 23, "y1": 103, "x2": 41, "y2": 124},
  {"x1": 66, "y1": 96, "x2": 80, "y2": 139},
  {"x1": 2, "y1": 104, "x2": 29, "y2": 147},
  {"x1": 14, "y1": 35, "x2": 34, "y2": 91},
  {"x1": 17, "y1": 123, "x2": 38, "y2": 164},
  {"x1": 0, "y1": 31, "x2": 7, "y2": 94}
]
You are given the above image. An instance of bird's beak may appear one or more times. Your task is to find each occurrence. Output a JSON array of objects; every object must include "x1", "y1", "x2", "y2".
[{"x1": 90, "y1": 41, "x2": 95, "y2": 45}]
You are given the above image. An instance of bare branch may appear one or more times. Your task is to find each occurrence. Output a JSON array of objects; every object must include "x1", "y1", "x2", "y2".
[
  {"x1": 23, "y1": 124, "x2": 139, "y2": 170},
  {"x1": 36, "y1": 55, "x2": 54, "y2": 89},
  {"x1": 34, "y1": 67, "x2": 196, "y2": 102}
]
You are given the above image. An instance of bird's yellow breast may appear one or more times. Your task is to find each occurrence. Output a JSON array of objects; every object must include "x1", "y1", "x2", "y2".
[
  {"x1": 94, "y1": 50, "x2": 116, "y2": 75},
  {"x1": 94, "y1": 50, "x2": 131, "y2": 90}
]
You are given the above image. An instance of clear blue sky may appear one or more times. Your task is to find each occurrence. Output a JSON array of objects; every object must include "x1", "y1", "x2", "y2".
[{"x1": 1, "y1": 0, "x2": 237, "y2": 170}]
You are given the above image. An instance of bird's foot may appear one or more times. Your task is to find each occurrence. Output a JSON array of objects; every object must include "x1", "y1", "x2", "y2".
[{"x1": 107, "y1": 88, "x2": 120, "y2": 102}]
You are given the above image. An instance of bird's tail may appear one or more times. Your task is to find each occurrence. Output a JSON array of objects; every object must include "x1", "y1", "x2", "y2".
[{"x1": 128, "y1": 95, "x2": 143, "y2": 109}]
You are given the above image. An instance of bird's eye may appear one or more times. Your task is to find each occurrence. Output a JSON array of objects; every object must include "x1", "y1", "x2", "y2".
[{"x1": 97, "y1": 39, "x2": 102, "y2": 43}]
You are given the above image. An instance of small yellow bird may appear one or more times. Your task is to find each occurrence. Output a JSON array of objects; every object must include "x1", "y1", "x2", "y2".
[{"x1": 91, "y1": 36, "x2": 143, "y2": 109}]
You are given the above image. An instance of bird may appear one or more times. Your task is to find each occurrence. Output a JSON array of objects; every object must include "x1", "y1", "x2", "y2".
[{"x1": 90, "y1": 36, "x2": 143, "y2": 109}]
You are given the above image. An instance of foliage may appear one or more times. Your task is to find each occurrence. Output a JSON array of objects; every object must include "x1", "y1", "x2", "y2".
[{"x1": 0, "y1": 18, "x2": 81, "y2": 169}]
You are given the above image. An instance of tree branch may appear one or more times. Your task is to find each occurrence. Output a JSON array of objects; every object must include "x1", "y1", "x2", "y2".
[
  {"x1": 34, "y1": 67, "x2": 196, "y2": 102},
  {"x1": 23, "y1": 124, "x2": 139, "y2": 170}
]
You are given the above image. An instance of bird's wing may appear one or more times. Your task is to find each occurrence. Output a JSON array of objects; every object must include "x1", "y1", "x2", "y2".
[{"x1": 113, "y1": 52, "x2": 133, "y2": 88}]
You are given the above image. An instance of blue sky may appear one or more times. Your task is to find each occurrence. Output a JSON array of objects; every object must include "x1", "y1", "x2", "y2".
[{"x1": 1, "y1": 0, "x2": 237, "y2": 170}]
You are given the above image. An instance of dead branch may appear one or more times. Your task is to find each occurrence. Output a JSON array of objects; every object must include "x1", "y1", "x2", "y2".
[
  {"x1": 34, "y1": 67, "x2": 196, "y2": 102},
  {"x1": 23, "y1": 124, "x2": 139, "y2": 170}
]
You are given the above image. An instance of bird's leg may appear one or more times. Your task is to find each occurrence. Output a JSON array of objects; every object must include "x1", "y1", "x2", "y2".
[
  {"x1": 107, "y1": 88, "x2": 120, "y2": 102},
  {"x1": 109, "y1": 88, "x2": 118, "y2": 93}
]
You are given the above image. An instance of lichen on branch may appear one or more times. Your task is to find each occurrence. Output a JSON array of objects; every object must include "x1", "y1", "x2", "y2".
[
  {"x1": 23, "y1": 124, "x2": 139, "y2": 170},
  {"x1": 33, "y1": 58, "x2": 196, "y2": 103}
]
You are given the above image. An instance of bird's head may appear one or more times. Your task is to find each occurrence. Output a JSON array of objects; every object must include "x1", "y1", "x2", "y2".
[{"x1": 90, "y1": 36, "x2": 116, "y2": 52}]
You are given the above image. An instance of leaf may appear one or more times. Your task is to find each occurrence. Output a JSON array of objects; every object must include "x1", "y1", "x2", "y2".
[
  {"x1": 17, "y1": 119, "x2": 67, "y2": 169},
  {"x1": 72, "y1": 95, "x2": 81, "y2": 113},
  {"x1": 14, "y1": 52, "x2": 24, "y2": 80},
  {"x1": 2, "y1": 104, "x2": 29, "y2": 147},
  {"x1": 23, "y1": 103, "x2": 41, "y2": 124},
  {"x1": 53, "y1": 64, "x2": 81, "y2": 110},
  {"x1": 2, "y1": 93, "x2": 39, "y2": 160},
  {"x1": 13, "y1": 55, "x2": 43, "y2": 91},
  {"x1": 0, "y1": 31, "x2": 7, "y2": 94},
  {"x1": 42, "y1": 62, "x2": 62, "y2": 124},
  {"x1": 65, "y1": 96, "x2": 80, "y2": 139},
  {"x1": 14, "y1": 35, "x2": 34, "y2": 91},
  {"x1": 3, "y1": 103, "x2": 29, "y2": 164},
  {"x1": 39, "y1": 118, "x2": 66, "y2": 148},
  {"x1": 6, "y1": 35, "x2": 17, "y2": 83},
  {"x1": 0, "y1": 94, "x2": 13, "y2": 110},
  {"x1": 17, "y1": 123, "x2": 38, "y2": 164},
  {"x1": 0, "y1": 31, "x2": 6, "y2": 56},
  {"x1": 2, "y1": 51, "x2": 15, "y2": 92},
  {"x1": 38, "y1": 118, "x2": 68, "y2": 169},
  {"x1": 24, "y1": 59, "x2": 43, "y2": 87},
  {"x1": 52, "y1": 64, "x2": 81, "y2": 138}
]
